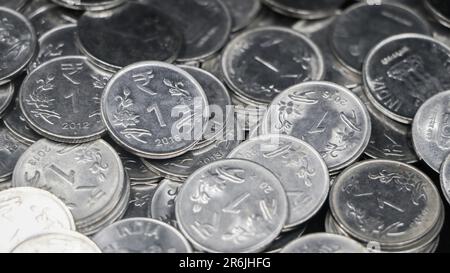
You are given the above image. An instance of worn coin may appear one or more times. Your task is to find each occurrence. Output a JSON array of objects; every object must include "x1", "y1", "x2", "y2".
[
  {"x1": 123, "y1": 183, "x2": 158, "y2": 219},
  {"x1": 263, "y1": 0, "x2": 346, "y2": 19},
  {"x1": 222, "y1": 26, "x2": 324, "y2": 104},
  {"x1": 262, "y1": 81, "x2": 371, "y2": 172},
  {"x1": 51, "y1": 0, "x2": 125, "y2": 10},
  {"x1": 101, "y1": 61, "x2": 209, "y2": 159},
  {"x1": 228, "y1": 134, "x2": 329, "y2": 229},
  {"x1": 93, "y1": 218, "x2": 193, "y2": 253},
  {"x1": 364, "y1": 34, "x2": 450, "y2": 124},
  {"x1": 0, "y1": 0, "x2": 29, "y2": 11},
  {"x1": 176, "y1": 159, "x2": 288, "y2": 253},
  {"x1": 0, "y1": 82, "x2": 14, "y2": 118},
  {"x1": 220, "y1": 0, "x2": 261, "y2": 32},
  {"x1": 280, "y1": 233, "x2": 366, "y2": 253},
  {"x1": 0, "y1": 125, "x2": 28, "y2": 181},
  {"x1": 0, "y1": 187, "x2": 76, "y2": 252},
  {"x1": 150, "y1": 179, "x2": 182, "y2": 228},
  {"x1": 3, "y1": 98, "x2": 41, "y2": 145},
  {"x1": 28, "y1": 4, "x2": 78, "y2": 37}
]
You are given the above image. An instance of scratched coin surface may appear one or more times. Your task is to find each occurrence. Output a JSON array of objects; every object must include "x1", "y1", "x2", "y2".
[
  {"x1": 3, "y1": 99, "x2": 41, "y2": 145},
  {"x1": 0, "y1": 125, "x2": 28, "y2": 181},
  {"x1": 412, "y1": 91, "x2": 450, "y2": 172},
  {"x1": 220, "y1": 0, "x2": 261, "y2": 32},
  {"x1": 176, "y1": 159, "x2": 288, "y2": 253},
  {"x1": 77, "y1": 2, "x2": 182, "y2": 70},
  {"x1": 12, "y1": 139, "x2": 125, "y2": 231},
  {"x1": 93, "y1": 218, "x2": 193, "y2": 253},
  {"x1": 0, "y1": 82, "x2": 14, "y2": 118},
  {"x1": 222, "y1": 26, "x2": 324, "y2": 104},
  {"x1": 227, "y1": 134, "x2": 329, "y2": 229},
  {"x1": 263, "y1": 0, "x2": 346, "y2": 19},
  {"x1": 101, "y1": 61, "x2": 209, "y2": 159},
  {"x1": 364, "y1": 34, "x2": 450, "y2": 124},
  {"x1": 0, "y1": 187, "x2": 75, "y2": 252},
  {"x1": 11, "y1": 231, "x2": 101, "y2": 253},
  {"x1": 0, "y1": 0, "x2": 28, "y2": 11},
  {"x1": 141, "y1": 0, "x2": 231, "y2": 62},
  {"x1": 331, "y1": 3, "x2": 430, "y2": 73},
  {"x1": 280, "y1": 233, "x2": 366, "y2": 253},
  {"x1": 150, "y1": 179, "x2": 182, "y2": 228},
  {"x1": 330, "y1": 160, "x2": 442, "y2": 249},
  {"x1": 20, "y1": 56, "x2": 111, "y2": 143},
  {"x1": 262, "y1": 81, "x2": 371, "y2": 172},
  {"x1": 51, "y1": 0, "x2": 125, "y2": 10},
  {"x1": 440, "y1": 154, "x2": 450, "y2": 206},
  {"x1": 123, "y1": 183, "x2": 157, "y2": 219},
  {"x1": 0, "y1": 7, "x2": 37, "y2": 83},
  {"x1": 28, "y1": 4, "x2": 78, "y2": 37}
]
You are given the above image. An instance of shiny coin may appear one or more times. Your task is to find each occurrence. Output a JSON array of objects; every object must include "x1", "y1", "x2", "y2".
[
  {"x1": 101, "y1": 61, "x2": 209, "y2": 159},
  {"x1": 330, "y1": 160, "x2": 442, "y2": 251},
  {"x1": 222, "y1": 26, "x2": 324, "y2": 104},
  {"x1": 20, "y1": 56, "x2": 110, "y2": 143},
  {"x1": 150, "y1": 179, "x2": 182, "y2": 228},
  {"x1": 51, "y1": 0, "x2": 125, "y2": 10},
  {"x1": 0, "y1": 82, "x2": 14, "y2": 118},
  {"x1": 0, "y1": 7, "x2": 37, "y2": 84},
  {"x1": 176, "y1": 159, "x2": 288, "y2": 253},
  {"x1": 12, "y1": 139, "x2": 126, "y2": 233},
  {"x1": 264, "y1": 224, "x2": 307, "y2": 253},
  {"x1": 77, "y1": 2, "x2": 182, "y2": 71},
  {"x1": 220, "y1": 0, "x2": 261, "y2": 32},
  {"x1": 246, "y1": 5, "x2": 297, "y2": 30},
  {"x1": 228, "y1": 134, "x2": 329, "y2": 229},
  {"x1": 262, "y1": 81, "x2": 371, "y2": 172},
  {"x1": 11, "y1": 231, "x2": 101, "y2": 253},
  {"x1": 3, "y1": 98, "x2": 41, "y2": 145},
  {"x1": 364, "y1": 34, "x2": 450, "y2": 124},
  {"x1": 280, "y1": 233, "x2": 366, "y2": 253},
  {"x1": 28, "y1": 4, "x2": 78, "y2": 37},
  {"x1": 0, "y1": 125, "x2": 28, "y2": 181},
  {"x1": 413, "y1": 91, "x2": 450, "y2": 172},
  {"x1": 93, "y1": 218, "x2": 192, "y2": 253},
  {"x1": 141, "y1": 0, "x2": 231, "y2": 62},
  {"x1": 332, "y1": 3, "x2": 430, "y2": 73},
  {"x1": 0, "y1": 0, "x2": 29, "y2": 11},
  {"x1": 115, "y1": 145, "x2": 161, "y2": 183},
  {"x1": 0, "y1": 187, "x2": 75, "y2": 252},
  {"x1": 263, "y1": 0, "x2": 346, "y2": 19},
  {"x1": 425, "y1": 0, "x2": 450, "y2": 28},
  {"x1": 123, "y1": 183, "x2": 158, "y2": 219},
  {"x1": 441, "y1": 154, "x2": 450, "y2": 206}
]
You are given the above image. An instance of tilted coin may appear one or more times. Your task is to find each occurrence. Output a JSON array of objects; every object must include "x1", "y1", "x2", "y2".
[
  {"x1": 28, "y1": 4, "x2": 78, "y2": 37},
  {"x1": 0, "y1": 7, "x2": 37, "y2": 84},
  {"x1": 101, "y1": 61, "x2": 209, "y2": 159},
  {"x1": 150, "y1": 179, "x2": 182, "y2": 228},
  {"x1": 263, "y1": 0, "x2": 346, "y2": 19},
  {"x1": 93, "y1": 218, "x2": 193, "y2": 253},
  {"x1": 29, "y1": 24, "x2": 79, "y2": 72},
  {"x1": 364, "y1": 34, "x2": 450, "y2": 124},
  {"x1": 12, "y1": 139, "x2": 126, "y2": 233},
  {"x1": 0, "y1": 0, "x2": 29, "y2": 11},
  {"x1": 331, "y1": 3, "x2": 430, "y2": 73},
  {"x1": 116, "y1": 148, "x2": 161, "y2": 183},
  {"x1": 228, "y1": 134, "x2": 330, "y2": 229},
  {"x1": 440, "y1": 154, "x2": 450, "y2": 206},
  {"x1": 176, "y1": 159, "x2": 288, "y2": 253},
  {"x1": 3, "y1": 98, "x2": 42, "y2": 145},
  {"x1": 330, "y1": 160, "x2": 443, "y2": 251},
  {"x1": 0, "y1": 187, "x2": 75, "y2": 252},
  {"x1": 264, "y1": 224, "x2": 307, "y2": 253},
  {"x1": 219, "y1": 0, "x2": 261, "y2": 32},
  {"x1": 280, "y1": 233, "x2": 366, "y2": 253},
  {"x1": 0, "y1": 180, "x2": 11, "y2": 191},
  {"x1": 77, "y1": 2, "x2": 182, "y2": 70},
  {"x1": 245, "y1": 5, "x2": 298, "y2": 30},
  {"x1": 123, "y1": 183, "x2": 158, "y2": 219},
  {"x1": 20, "y1": 56, "x2": 111, "y2": 143},
  {"x1": 425, "y1": 0, "x2": 450, "y2": 28},
  {"x1": 0, "y1": 125, "x2": 28, "y2": 181},
  {"x1": 51, "y1": 0, "x2": 125, "y2": 10},
  {"x1": 262, "y1": 81, "x2": 371, "y2": 172},
  {"x1": 140, "y1": 0, "x2": 232, "y2": 62},
  {"x1": 413, "y1": 91, "x2": 450, "y2": 172},
  {"x1": 0, "y1": 82, "x2": 14, "y2": 118},
  {"x1": 222, "y1": 26, "x2": 324, "y2": 104},
  {"x1": 11, "y1": 231, "x2": 101, "y2": 253}
]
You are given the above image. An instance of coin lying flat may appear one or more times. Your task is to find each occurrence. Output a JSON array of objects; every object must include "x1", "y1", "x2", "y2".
[
  {"x1": 93, "y1": 218, "x2": 193, "y2": 253},
  {"x1": 176, "y1": 159, "x2": 288, "y2": 253},
  {"x1": 222, "y1": 26, "x2": 324, "y2": 104},
  {"x1": 11, "y1": 231, "x2": 101, "y2": 253},
  {"x1": 0, "y1": 82, "x2": 14, "y2": 118},
  {"x1": 280, "y1": 233, "x2": 366, "y2": 253},
  {"x1": 0, "y1": 125, "x2": 29, "y2": 181},
  {"x1": 263, "y1": 0, "x2": 346, "y2": 19},
  {"x1": 330, "y1": 160, "x2": 442, "y2": 251},
  {"x1": 77, "y1": 2, "x2": 182, "y2": 71},
  {"x1": 331, "y1": 3, "x2": 430, "y2": 73},
  {"x1": 0, "y1": 7, "x2": 37, "y2": 84},
  {"x1": 0, "y1": 0, "x2": 29, "y2": 11},
  {"x1": 123, "y1": 183, "x2": 157, "y2": 219},
  {"x1": 0, "y1": 187, "x2": 75, "y2": 252},
  {"x1": 114, "y1": 145, "x2": 161, "y2": 183},
  {"x1": 262, "y1": 81, "x2": 371, "y2": 172},
  {"x1": 101, "y1": 61, "x2": 209, "y2": 159},
  {"x1": 28, "y1": 4, "x2": 78, "y2": 37},
  {"x1": 150, "y1": 179, "x2": 182, "y2": 228},
  {"x1": 228, "y1": 134, "x2": 329, "y2": 229},
  {"x1": 220, "y1": 0, "x2": 261, "y2": 32},
  {"x1": 413, "y1": 91, "x2": 450, "y2": 172},
  {"x1": 364, "y1": 34, "x2": 450, "y2": 124},
  {"x1": 51, "y1": 0, "x2": 125, "y2": 11},
  {"x1": 264, "y1": 224, "x2": 307, "y2": 253},
  {"x1": 3, "y1": 99, "x2": 41, "y2": 145}
]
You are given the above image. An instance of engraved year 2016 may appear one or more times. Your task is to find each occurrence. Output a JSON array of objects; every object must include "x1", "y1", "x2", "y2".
[
  {"x1": 155, "y1": 136, "x2": 182, "y2": 146},
  {"x1": 321, "y1": 90, "x2": 348, "y2": 105},
  {"x1": 62, "y1": 122, "x2": 90, "y2": 130}
]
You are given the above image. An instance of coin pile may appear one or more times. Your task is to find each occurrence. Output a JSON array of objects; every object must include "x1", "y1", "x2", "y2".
[{"x1": 1, "y1": 0, "x2": 450, "y2": 253}]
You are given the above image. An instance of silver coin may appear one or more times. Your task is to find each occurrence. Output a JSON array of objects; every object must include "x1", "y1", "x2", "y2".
[
  {"x1": 228, "y1": 134, "x2": 329, "y2": 229},
  {"x1": 263, "y1": 0, "x2": 346, "y2": 19},
  {"x1": 0, "y1": 125, "x2": 28, "y2": 181},
  {"x1": 425, "y1": 0, "x2": 450, "y2": 28},
  {"x1": 331, "y1": 3, "x2": 430, "y2": 73},
  {"x1": 330, "y1": 160, "x2": 442, "y2": 250},
  {"x1": 28, "y1": 4, "x2": 78, "y2": 37},
  {"x1": 150, "y1": 179, "x2": 182, "y2": 228},
  {"x1": 20, "y1": 56, "x2": 111, "y2": 143},
  {"x1": 440, "y1": 154, "x2": 450, "y2": 206},
  {"x1": 219, "y1": 0, "x2": 261, "y2": 32},
  {"x1": 176, "y1": 159, "x2": 288, "y2": 253},
  {"x1": 364, "y1": 34, "x2": 450, "y2": 124},
  {"x1": 0, "y1": 82, "x2": 14, "y2": 118},
  {"x1": 412, "y1": 91, "x2": 450, "y2": 172},
  {"x1": 12, "y1": 139, "x2": 125, "y2": 232},
  {"x1": 222, "y1": 26, "x2": 324, "y2": 104},
  {"x1": 3, "y1": 98, "x2": 41, "y2": 145},
  {"x1": 11, "y1": 231, "x2": 101, "y2": 253},
  {"x1": 264, "y1": 224, "x2": 307, "y2": 253},
  {"x1": 0, "y1": 187, "x2": 75, "y2": 252},
  {"x1": 101, "y1": 61, "x2": 209, "y2": 159},
  {"x1": 280, "y1": 233, "x2": 366, "y2": 253},
  {"x1": 123, "y1": 183, "x2": 158, "y2": 219},
  {"x1": 51, "y1": 0, "x2": 125, "y2": 10},
  {"x1": 245, "y1": 5, "x2": 298, "y2": 30},
  {"x1": 0, "y1": 7, "x2": 37, "y2": 84},
  {"x1": 0, "y1": 180, "x2": 11, "y2": 191},
  {"x1": 0, "y1": 0, "x2": 29, "y2": 11},
  {"x1": 140, "y1": 0, "x2": 232, "y2": 63},
  {"x1": 262, "y1": 81, "x2": 371, "y2": 172},
  {"x1": 93, "y1": 218, "x2": 193, "y2": 253},
  {"x1": 29, "y1": 24, "x2": 79, "y2": 72}
]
